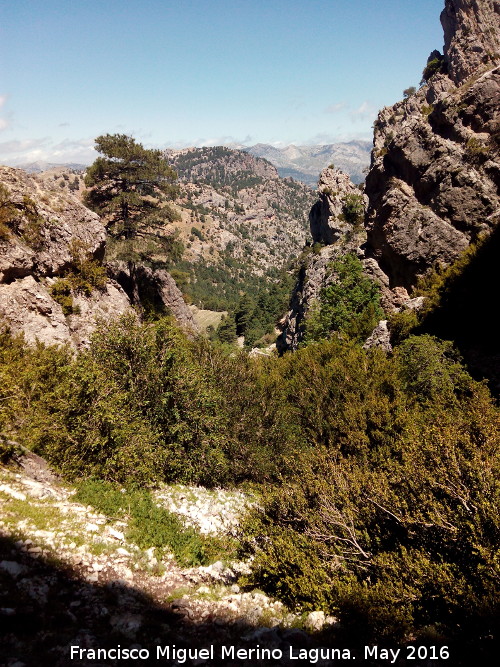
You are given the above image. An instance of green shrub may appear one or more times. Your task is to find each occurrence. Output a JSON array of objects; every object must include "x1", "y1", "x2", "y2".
[
  {"x1": 190, "y1": 226, "x2": 205, "y2": 242},
  {"x1": 0, "y1": 184, "x2": 16, "y2": 240},
  {"x1": 68, "y1": 238, "x2": 107, "y2": 294},
  {"x1": 304, "y1": 253, "x2": 383, "y2": 343},
  {"x1": 421, "y1": 55, "x2": 446, "y2": 83},
  {"x1": 341, "y1": 193, "x2": 364, "y2": 227},
  {"x1": 242, "y1": 341, "x2": 500, "y2": 646},
  {"x1": 50, "y1": 278, "x2": 75, "y2": 315},
  {"x1": 0, "y1": 435, "x2": 19, "y2": 463},
  {"x1": 387, "y1": 309, "x2": 419, "y2": 345},
  {"x1": 465, "y1": 136, "x2": 490, "y2": 158},
  {"x1": 241, "y1": 524, "x2": 334, "y2": 611}
]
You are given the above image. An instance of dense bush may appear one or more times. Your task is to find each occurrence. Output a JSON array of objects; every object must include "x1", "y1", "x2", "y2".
[
  {"x1": 1, "y1": 306, "x2": 499, "y2": 655},
  {"x1": 304, "y1": 253, "x2": 383, "y2": 343},
  {"x1": 240, "y1": 336, "x2": 500, "y2": 650},
  {"x1": 0, "y1": 316, "x2": 232, "y2": 486}
]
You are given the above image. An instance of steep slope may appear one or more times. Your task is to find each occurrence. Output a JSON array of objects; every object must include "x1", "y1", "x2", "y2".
[
  {"x1": 0, "y1": 167, "x2": 196, "y2": 347},
  {"x1": 364, "y1": 0, "x2": 499, "y2": 303},
  {"x1": 280, "y1": 0, "x2": 500, "y2": 355}
]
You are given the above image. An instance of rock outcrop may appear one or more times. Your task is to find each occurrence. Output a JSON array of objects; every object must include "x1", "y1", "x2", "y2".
[
  {"x1": 0, "y1": 275, "x2": 70, "y2": 347},
  {"x1": 0, "y1": 167, "x2": 196, "y2": 347},
  {"x1": 364, "y1": 0, "x2": 500, "y2": 305},
  {"x1": 109, "y1": 262, "x2": 198, "y2": 333},
  {"x1": 0, "y1": 166, "x2": 132, "y2": 348},
  {"x1": 278, "y1": 168, "x2": 366, "y2": 352},
  {"x1": 309, "y1": 167, "x2": 365, "y2": 245},
  {"x1": 362, "y1": 320, "x2": 392, "y2": 353},
  {"x1": 0, "y1": 166, "x2": 105, "y2": 284}
]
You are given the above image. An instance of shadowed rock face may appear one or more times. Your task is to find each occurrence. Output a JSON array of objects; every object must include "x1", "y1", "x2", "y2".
[
  {"x1": 309, "y1": 168, "x2": 365, "y2": 245},
  {"x1": 364, "y1": 0, "x2": 499, "y2": 304},
  {"x1": 441, "y1": 0, "x2": 500, "y2": 85}
]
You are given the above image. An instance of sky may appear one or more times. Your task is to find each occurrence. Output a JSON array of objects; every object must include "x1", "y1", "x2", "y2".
[{"x1": 0, "y1": 0, "x2": 445, "y2": 166}]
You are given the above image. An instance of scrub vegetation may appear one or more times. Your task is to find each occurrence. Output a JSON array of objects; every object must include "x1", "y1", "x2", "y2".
[{"x1": 1, "y1": 294, "x2": 499, "y2": 658}]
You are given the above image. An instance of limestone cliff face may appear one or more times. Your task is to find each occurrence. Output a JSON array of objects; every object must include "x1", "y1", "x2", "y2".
[
  {"x1": 280, "y1": 0, "x2": 499, "y2": 352},
  {"x1": 0, "y1": 167, "x2": 106, "y2": 283},
  {"x1": 0, "y1": 167, "x2": 197, "y2": 347},
  {"x1": 278, "y1": 168, "x2": 366, "y2": 352},
  {"x1": 309, "y1": 168, "x2": 365, "y2": 245},
  {"x1": 364, "y1": 1, "x2": 500, "y2": 304},
  {"x1": 0, "y1": 167, "x2": 133, "y2": 348},
  {"x1": 441, "y1": 0, "x2": 500, "y2": 85}
]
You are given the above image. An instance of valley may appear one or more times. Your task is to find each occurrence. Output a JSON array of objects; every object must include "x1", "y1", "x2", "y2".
[{"x1": 1, "y1": 1, "x2": 500, "y2": 665}]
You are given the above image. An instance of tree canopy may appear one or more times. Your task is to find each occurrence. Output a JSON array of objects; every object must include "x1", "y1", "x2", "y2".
[{"x1": 84, "y1": 134, "x2": 179, "y2": 240}]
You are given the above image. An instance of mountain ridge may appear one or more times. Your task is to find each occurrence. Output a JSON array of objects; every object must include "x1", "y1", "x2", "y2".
[{"x1": 244, "y1": 140, "x2": 371, "y2": 186}]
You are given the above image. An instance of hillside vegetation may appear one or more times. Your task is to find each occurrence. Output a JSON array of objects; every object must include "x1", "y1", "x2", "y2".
[
  {"x1": 1, "y1": 298, "x2": 499, "y2": 662},
  {"x1": 164, "y1": 147, "x2": 315, "y2": 317}
]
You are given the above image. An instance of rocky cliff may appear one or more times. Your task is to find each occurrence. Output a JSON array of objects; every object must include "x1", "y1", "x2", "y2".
[
  {"x1": 278, "y1": 167, "x2": 366, "y2": 351},
  {"x1": 441, "y1": 0, "x2": 500, "y2": 85},
  {"x1": 364, "y1": 0, "x2": 499, "y2": 304},
  {"x1": 0, "y1": 167, "x2": 196, "y2": 347},
  {"x1": 309, "y1": 167, "x2": 366, "y2": 245},
  {"x1": 280, "y1": 0, "x2": 499, "y2": 353}
]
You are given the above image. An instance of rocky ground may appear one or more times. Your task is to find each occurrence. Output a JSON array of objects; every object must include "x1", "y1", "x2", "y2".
[{"x1": 0, "y1": 453, "x2": 338, "y2": 667}]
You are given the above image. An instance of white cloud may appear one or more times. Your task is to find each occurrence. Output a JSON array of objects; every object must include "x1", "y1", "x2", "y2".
[
  {"x1": 0, "y1": 136, "x2": 96, "y2": 166},
  {"x1": 0, "y1": 94, "x2": 9, "y2": 131},
  {"x1": 160, "y1": 134, "x2": 254, "y2": 150},
  {"x1": 350, "y1": 101, "x2": 378, "y2": 123},
  {"x1": 325, "y1": 102, "x2": 348, "y2": 114},
  {"x1": 303, "y1": 132, "x2": 338, "y2": 145}
]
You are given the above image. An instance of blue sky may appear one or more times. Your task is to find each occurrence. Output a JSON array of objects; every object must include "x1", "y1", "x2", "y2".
[{"x1": 0, "y1": 0, "x2": 444, "y2": 165}]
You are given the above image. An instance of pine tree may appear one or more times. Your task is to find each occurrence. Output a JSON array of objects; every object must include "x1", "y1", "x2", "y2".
[
  {"x1": 216, "y1": 314, "x2": 237, "y2": 343},
  {"x1": 84, "y1": 134, "x2": 179, "y2": 239},
  {"x1": 235, "y1": 293, "x2": 255, "y2": 336}
]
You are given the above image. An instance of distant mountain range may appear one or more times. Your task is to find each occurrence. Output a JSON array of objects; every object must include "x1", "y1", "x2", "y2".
[
  {"x1": 244, "y1": 141, "x2": 372, "y2": 186},
  {"x1": 15, "y1": 142, "x2": 372, "y2": 186},
  {"x1": 17, "y1": 161, "x2": 87, "y2": 174}
]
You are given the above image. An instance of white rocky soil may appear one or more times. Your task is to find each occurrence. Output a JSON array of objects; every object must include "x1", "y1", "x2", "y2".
[{"x1": 0, "y1": 453, "x2": 334, "y2": 667}]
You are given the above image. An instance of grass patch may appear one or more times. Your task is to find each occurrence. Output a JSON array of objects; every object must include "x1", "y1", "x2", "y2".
[
  {"x1": 88, "y1": 540, "x2": 118, "y2": 557},
  {"x1": 0, "y1": 495, "x2": 65, "y2": 531},
  {"x1": 74, "y1": 479, "x2": 236, "y2": 567},
  {"x1": 164, "y1": 586, "x2": 193, "y2": 603}
]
